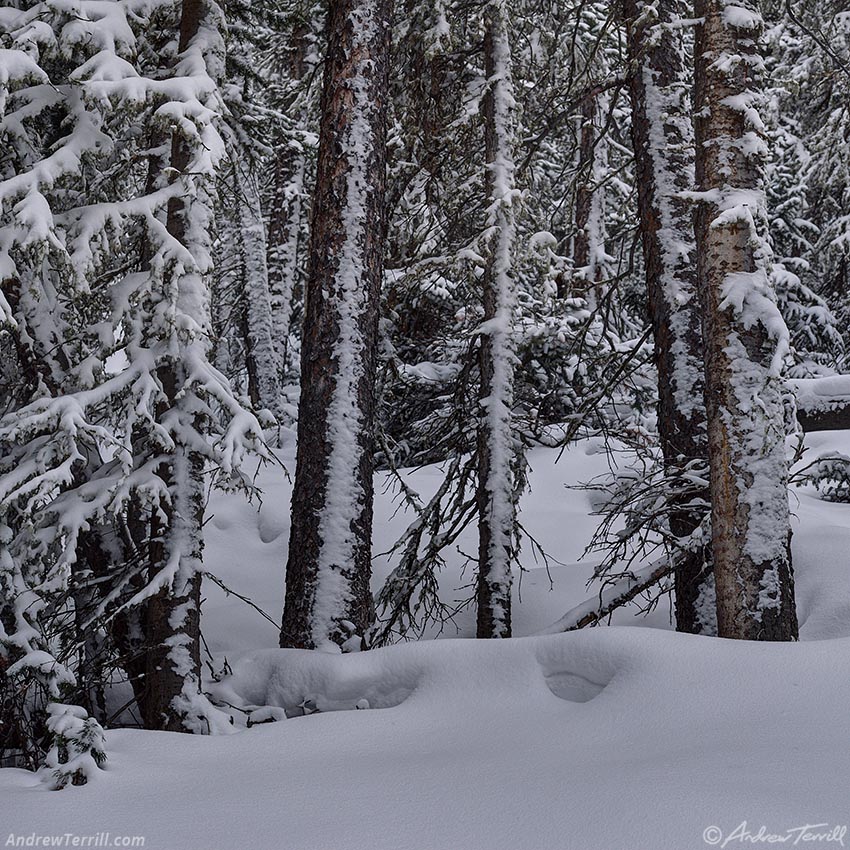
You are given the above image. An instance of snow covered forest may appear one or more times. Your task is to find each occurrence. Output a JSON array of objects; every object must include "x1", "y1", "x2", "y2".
[{"x1": 3, "y1": 0, "x2": 850, "y2": 846}]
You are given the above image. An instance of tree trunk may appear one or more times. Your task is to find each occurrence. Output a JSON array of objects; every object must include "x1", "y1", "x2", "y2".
[
  {"x1": 693, "y1": 0, "x2": 798, "y2": 641},
  {"x1": 623, "y1": 0, "x2": 714, "y2": 634},
  {"x1": 142, "y1": 443, "x2": 205, "y2": 731},
  {"x1": 236, "y1": 163, "x2": 283, "y2": 419},
  {"x1": 141, "y1": 0, "x2": 219, "y2": 729},
  {"x1": 572, "y1": 95, "x2": 598, "y2": 303},
  {"x1": 570, "y1": 86, "x2": 611, "y2": 314},
  {"x1": 475, "y1": 0, "x2": 519, "y2": 640},
  {"x1": 280, "y1": 0, "x2": 392, "y2": 651},
  {"x1": 267, "y1": 146, "x2": 306, "y2": 380},
  {"x1": 71, "y1": 523, "x2": 115, "y2": 723},
  {"x1": 266, "y1": 17, "x2": 318, "y2": 382}
]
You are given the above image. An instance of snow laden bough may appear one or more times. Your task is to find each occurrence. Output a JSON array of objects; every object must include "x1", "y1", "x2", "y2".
[{"x1": 0, "y1": 0, "x2": 267, "y2": 783}]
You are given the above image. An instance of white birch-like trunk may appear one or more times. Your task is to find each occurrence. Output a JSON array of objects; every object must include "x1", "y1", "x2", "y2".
[
  {"x1": 267, "y1": 149, "x2": 307, "y2": 379},
  {"x1": 693, "y1": 0, "x2": 798, "y2": 640}
]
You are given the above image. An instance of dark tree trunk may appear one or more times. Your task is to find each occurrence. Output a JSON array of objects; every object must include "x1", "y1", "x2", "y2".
[
  {"x1": 266, "y1": 19, "x2": 316, "y2": 380},
  {"x1": 475, "y1": 0, "x2": 518, "y2": 640},
  {"x1": 694, "y1": 0, "x2": 798, "y2": 640},
  {"x1": 71, "y1": 522, "x2": 117, "y2": 723},
  {"x1": 571, "y1": 95, "x2": 597, "y2": 302},
  {"x1": 141, "y1": 0, "x2": 212, "y2": 729},
  {"x1": 280, "y1": 0, "x2": 392, "y2": 651},
  {"x1": 623, "y1": 0, "x2": 713, "y2": 634}
]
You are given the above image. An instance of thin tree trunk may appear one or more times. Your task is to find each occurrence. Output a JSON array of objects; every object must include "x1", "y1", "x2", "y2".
[
  {"x1": 624, "y1": 0, "x2": 714, "y2": 634},
  {"x1": 693, "y1": 0, "x2": 798, "y2": 640},
  {"x1": 237, "y1": 163, "x2": 283, "y2": 418},
  {"x1": 266, "y1": 17, "x2": 317, "y2": 381},
  {"x1": 267, "y1": 147, "x2": 306, "y2": 378},
  {"x1": 571, "y1": 89, "x2": 610, "y2": 313},
  {"x1": 280, "y1": 0, "x2": 392, "y2": 651},
  {"x1": 115, "y1": 130, "x2": 166, "y2": 727},
  {"x1": 71, "y1": 523, "x2": 114, "y2": 724},
  {"x1": 142, "y1": 0, "x2": 219, "y2": 729},
  {"x1": 476, "y1": 0, "x2": 519, "y2": 640},
  {"x1": 572, "y1": 95, "x2": 597, "y2": 302}
]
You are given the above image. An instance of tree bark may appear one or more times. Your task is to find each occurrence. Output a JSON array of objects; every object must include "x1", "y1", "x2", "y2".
[
  {"x1": 280, "y1": 0, "x2": 392, "y2": 651},
  {"x1": 266, "y1": 18, "x2": 317, "y2": 383},
  {"x1": 693, "y1": 0, "x2": 798, "y2": 641},
  {"x1": 476, "y1": 0, "x2": 519, "y2": 640},
  {"x1": 623, "y1": 0, "x2": 714, "y2": 634},
  {"x1": 573, "y1": 94, "x2": 597, "y2": 301},
  {"x1": 570, "y1": 89, "x2": 610, "y2": 311},
  {"x1": 141, "y1": 0, "x2": 218, "y2": 729},
  {"x1": 236, "y1": 163, "x2": 283, "y2": 418}
]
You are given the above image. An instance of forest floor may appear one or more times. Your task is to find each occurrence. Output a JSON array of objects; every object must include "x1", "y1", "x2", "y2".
[{"x1": 3, "y1": 432, "x2": 850, "y2": 849}]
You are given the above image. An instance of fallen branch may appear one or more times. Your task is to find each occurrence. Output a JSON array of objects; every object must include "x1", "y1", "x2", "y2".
[
  {"x1": 202, "y1": 571, "x2": 279, "y2": 628},
  {"x1": 534, "y1": 556, "x2": 676, "y2": 634}
]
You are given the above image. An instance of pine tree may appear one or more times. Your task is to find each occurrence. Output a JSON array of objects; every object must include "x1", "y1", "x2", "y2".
[
  {"x1": 0, "y1": 0, "x2": 265, "y2": 757},
  {"x1": 280, "y1": 0, "x2": 392, "y2": 651},
  {"x1": 761, "y1": 31, "x2": 843, "y2": 373}
]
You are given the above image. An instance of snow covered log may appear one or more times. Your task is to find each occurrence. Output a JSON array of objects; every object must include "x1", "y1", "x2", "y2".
[{"x1": 789, "y1": 376, "x2": 850, "y2": 432}]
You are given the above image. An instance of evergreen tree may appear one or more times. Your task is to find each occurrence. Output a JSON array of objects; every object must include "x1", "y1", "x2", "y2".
[{"x1": 0, "y1": 0, "x2": 265, "y2": 765}]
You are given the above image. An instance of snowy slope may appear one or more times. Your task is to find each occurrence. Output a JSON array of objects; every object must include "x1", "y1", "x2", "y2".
[
  {"x1": 201, "y1": 435, "x2": 677, "y2": 663},
  {"x1": 201, "y1": 433, "x2": 850, "y2": 658},
  {"x1": 3, "y1": 434, "x2": 850, "y2": 849}
]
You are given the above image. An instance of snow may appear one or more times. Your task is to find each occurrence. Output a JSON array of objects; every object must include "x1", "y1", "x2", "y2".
[
  {"x1": 4, "y1": 433, "x2": 850, "y2": 844},
  {"x1": 722, "y1": 3, "x2": 762, "y2": 32},
  {"x1": 4, "y1": 628, "x2": 850, "y2": 848},
  {"x1": 790, "y1": 375, "x2": 850, "y2": 413}
]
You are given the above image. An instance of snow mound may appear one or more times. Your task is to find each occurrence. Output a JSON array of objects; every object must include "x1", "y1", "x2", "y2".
[
  {"x1": 214, "y1": 630, "x2": 627, "y2": 717},
  {"x1": 4, "y1": 628, "x2": 850, "y2": 850},
  {"x1": 790, "y1": 375, "x2": 850, "y2": 412}
]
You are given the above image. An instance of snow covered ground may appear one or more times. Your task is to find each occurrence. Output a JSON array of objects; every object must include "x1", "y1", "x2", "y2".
[{"x1": 3, "y1": 434, "x2": 850, "y2": 849}]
